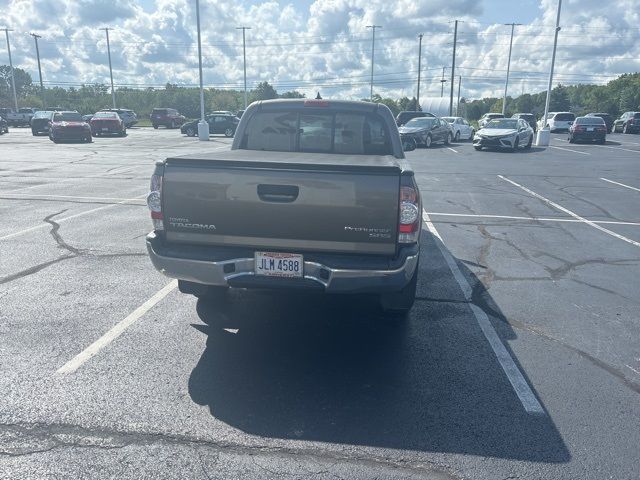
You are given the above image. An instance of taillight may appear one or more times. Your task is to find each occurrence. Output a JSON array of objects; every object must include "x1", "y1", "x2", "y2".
[
  {"x1": 398, "y1": 183, "x2": 421, "y2": 244},
  {"x1": 147, "y1": 174, "x2": 163, "y2": 230}
]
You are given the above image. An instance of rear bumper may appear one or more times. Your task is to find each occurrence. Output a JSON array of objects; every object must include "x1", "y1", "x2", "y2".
[
  {"x1": 571, "y1": 132, "x2": 605, "y2": 141},
  {"x1": 146, "y1": 232, "x2": 419, "y2": 294}
]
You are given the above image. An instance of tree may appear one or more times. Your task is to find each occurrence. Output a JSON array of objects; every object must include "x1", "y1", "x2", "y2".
[
  {"x1": 514, "y1": 94, "x2": 534, "y2": 114},
  {"x1": 0, "y1": 66, "x2": 33, "y2": 103},
  {"x1": 619, "y1": 87, "x2": 636, "y2": 112},
  {"x1": 279, "y1": 90, "x2": 305, "y2": 99},
  {"x1": 550, "y1": 84, "x2": 570, "y2": 111},
  {"x1": 250, "y1": 81, "x2": 278, "y2": 102}
]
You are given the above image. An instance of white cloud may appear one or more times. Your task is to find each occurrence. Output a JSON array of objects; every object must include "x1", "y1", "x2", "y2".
[{"x1": 1, "y1": 0, "x2": 639, "y2": 100}]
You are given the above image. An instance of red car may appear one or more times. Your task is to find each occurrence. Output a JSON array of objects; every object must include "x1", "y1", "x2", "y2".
[
  {"x1": 49, "y1": 111, "x2": 92, "y2": 143},
  {"x1": 90, "y1": 111, "x2": 126, "y2": 137},
  {"x1": 150, "y1": 108, "x2": 186, "y2": 129}
]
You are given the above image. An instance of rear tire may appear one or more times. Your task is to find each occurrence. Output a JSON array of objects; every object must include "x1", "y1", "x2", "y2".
[
  {"x1": 454, "y1": 131, "x2": 460, "y2": 142},
  {"x1": 425, "y1": 134, "x2": 432, "y2": 148},
  {"x1": 568, "y1": 135, "x2": 574, "y2": 143},
  {"x1": 153, "y1": 124, "x2": 158, "y2": 129},
  {"x1": 525, "y1": 135, "x2": 533, "y2": 149},
  {"x1": 380, "y1": 266, "x2": 418, "y2": 318},
  {"x1": 623, "y1": 124, "x2": 629, "y2": 134},
  {"x1": 32, "y1": 129, "x2": 38, "y2": 136},
  {"x1": 444, "y1": 132, "x2": 452, "y2": 145},
  {"x1": 185, "y1": 127, "x2": 196, "y2": 137},
  {"x1": 224, "y1": 127, "x2": 234, "y2": 137}
]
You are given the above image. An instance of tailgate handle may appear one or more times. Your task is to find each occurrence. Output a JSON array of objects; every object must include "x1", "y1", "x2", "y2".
[{"x1": 257, "y1": 184, "x2": 299, "y2": 203}]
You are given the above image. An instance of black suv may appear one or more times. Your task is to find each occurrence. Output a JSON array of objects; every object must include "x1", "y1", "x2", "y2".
[
  {"x1": 180, "y1": 114, "x2": 240, "y2": 137},
  {"x1": 30, "y1": 110, "x2": 57, "y2": 135},
  {"x1": 586, "y1": 113, "x2": 614, "y2": 133},
  {"x1": 613, "y1": 112, "x2": 640, "y2": 134},
  {"x1": 512, "y1": 113, "x2": 537, "y2": 133},
  {"x1": 395, "y1": 111, "x2": 435, "y2": 127}
]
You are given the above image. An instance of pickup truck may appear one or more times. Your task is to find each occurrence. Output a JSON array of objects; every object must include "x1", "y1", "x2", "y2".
[
  {"x1": 146, "y1": 99, "x2": 421, "y2": 315},
  {"x1": 0, "y1": 108, "x2": 36, "y2": 127}
]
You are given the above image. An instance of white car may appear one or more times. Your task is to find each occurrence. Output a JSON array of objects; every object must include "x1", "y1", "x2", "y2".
[
  {"x1": 478, "y1": 112, "x2": 505, "y2": 129},
  {"x1": 540, "y1": 112, "x2": 575, "y2": 132},
  {"x1": 473, "y1": 118, "x2": 534, "y2": 151},
  {"x1": 442, "y1": 116, "x2": 475, "y2": 141}
]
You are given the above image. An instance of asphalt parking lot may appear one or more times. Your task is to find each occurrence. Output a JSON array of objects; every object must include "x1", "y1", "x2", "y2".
[{"x1": 1, "y1": 127, "x2": 639, "y2": 479}]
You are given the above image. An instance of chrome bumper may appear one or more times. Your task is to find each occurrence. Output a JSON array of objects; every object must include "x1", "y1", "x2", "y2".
[{"x1": 146, "y1": 234, "x2": 419, "y2": 294}]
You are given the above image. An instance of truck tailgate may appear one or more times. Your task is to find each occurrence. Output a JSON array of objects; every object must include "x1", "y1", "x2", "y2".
[{"x1": 161, "y1": 153, "x2": 401, "y2": 255}]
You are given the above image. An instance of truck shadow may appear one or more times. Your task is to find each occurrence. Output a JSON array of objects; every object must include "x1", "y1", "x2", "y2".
[{"x1": 188, "y1": 232, "x2": 570, "y2": 463}]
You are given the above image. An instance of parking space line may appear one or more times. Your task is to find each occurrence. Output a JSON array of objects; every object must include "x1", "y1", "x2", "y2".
[
  {"x1": 426, "y1": 211, "x2": 640, "y2": 226},
  {"x1": 600, "y1": 177, "x2": 640, "y2": 193},
  {"x1": 57, "y1": 280, "x2": 178, "y2": 374},
  {"x1": 0, "y1": 193, "x2": 147, "y2": 241},
  {"x1": 498, "y1": 175, "x2": 640, "y2": 248},
  {"x1": 0, "y1": 193, "x2": 147, "y2": 202},
  {"x1": 555, "y1": 137, "x2": 640, "y2": 154},
  {"x1": 548, "y1": 145, "x2": 590, "y2": 155},
  {"x1": 446, "y1": 147, "x2": 459, "y2": 153},
  {"x1": 422, "y1": 210, "x2": 545, "y2": 415}
]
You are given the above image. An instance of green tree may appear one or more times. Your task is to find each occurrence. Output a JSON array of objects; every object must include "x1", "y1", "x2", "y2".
[
  {"x1": 619, "y1": 87, "x2": 636, "y2": 112},
  {"x1": 550, "y1": 84, "x2": 571, "y2": 111},
  {"x1": 0, "y1": 66, "x2": 33, "y2": 102},
  {"x1": 279, "y1": 90, "x2": 305, "y2": 98},
  {"x1": 250, "y1": 81, "x2": 278, "y2": 102}
]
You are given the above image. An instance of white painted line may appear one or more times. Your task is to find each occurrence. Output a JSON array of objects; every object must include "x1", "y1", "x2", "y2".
[
  {"x1": 555, "y1": 137, "x2": 640, "y2": 154},
  {"x1": 600, "y1": 177, "x2": 640, "y2": 193},
  {"x1": 446, "y1": 147, "x2": 459, "y2": 154},
  {"x1": 548, "y1": 145, "x2": 590, "y2": 156},
  {"x1": 498, "y1": 175, "x2": 640, "y2": 248},
  {"x1": 422, "y1": 211, "x2": 545, "y2": 415},
  {"x1": 57, "y1": 280, "x2": 178, "y2": 374},
  {"x1": 0, "y1": 193, "x2": 147, "y2": 202},
  {"x1": 0, "y1": 193, "x2": 146, "y2": 241},
  {"x1": 426, "y1": 212, "x2": 640, "y2": 227}
]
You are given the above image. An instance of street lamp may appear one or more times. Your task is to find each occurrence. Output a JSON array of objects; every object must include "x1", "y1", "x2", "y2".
[
  {"x1": 195, "y1": 0, "x2": 208, "y2": 141},
  {"x1": 537, "y1": 0, "x2": 562, "y2": 146}
]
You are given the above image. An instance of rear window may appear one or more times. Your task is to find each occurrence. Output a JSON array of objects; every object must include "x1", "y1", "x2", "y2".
[
  {"x1": 33, "y1": 111, "x2": 51, "y2": 119},
  {"x1": 94, "y1": 112, "x2": 118, "y2": 119},
  {"x1": 152, "y1": 109, "x2": 167, "y2": 114},
  {"x1": 576, "y1": 117, "x2": 604, "y2": 125},
  {"x1": 240, "y1": 110, "x2": 393, "y2": 155},
  {"x1": 486, "y1": 119, "x2": 518, "y2": 129},
  {"x1": 634, "y1": 113, "x2": 640, "y2": 119},
  {"x1": 555, "y1": 113, "x2": 575, "y2": 121}
]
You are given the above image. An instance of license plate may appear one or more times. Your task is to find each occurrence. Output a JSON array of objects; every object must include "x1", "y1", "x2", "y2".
[
  {"x1": 255, "y1": 252, "x2": 303, "y2": 278},
  {"x1": 587, "y1": 127, "x2": 594, "y2": 131},
  {"x1": 102, "y1": 127, "x2": 109, "y2": 131}
]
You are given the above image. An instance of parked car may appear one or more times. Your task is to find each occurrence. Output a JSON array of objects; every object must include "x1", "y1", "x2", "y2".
[
  {"x1": 180, "y1": 114, "x2": 239, "y2": 137},
  {"x1": 568, "y1": 116, "x2": 607, "y2": 144},
  {"x1": 0, "y1": 115, "x2": 8, "y2": 135},
  {"x1": 512, "y1": 113, "x2": 537, "y2": 133},
  {"x1": 103, "y1": 108, "x2": 138, "y2": 127},
  {"x1": 543, "y1": 112, "x2": 575, "y2": 132},
  {"x1": 30, "y1": 110, "x2": 57, "y2": 135},
  {"x1": 90, "y1": 111, "x2": 126, "y2": 137},
  {"x1": 0, "y1": 107, "x2": 36, "y2": 127},
  {"x1": 612, "y1": 112, "x2": 640, "y2": 134},
  {"x1": 49, "y1": 111, "x2": 92, "y2": 143},
  {"x1": 146, "y1": 98, "x2": 421, "y2": 316},
  {"x1": 442, "y1": 116, "x2": 475, "y2": 141},
  {"x1": 586, "y1": 113, "x2": 614, "y2": 133},
  {"x1": 150, "y1": 108, "x2": 185, "y2": 129},
  {"x1": 396, "y1": 111, "x2": 435, "y2": 127},
  {"x1": 478, "y1": 112, "x2": 505, "y2": 129},
  {"x1": 473, "y1": 117, "x2": 534, "y2": 151},
  {"x1": 399, "y1": 116, "x2": 452, "y2": 148}
]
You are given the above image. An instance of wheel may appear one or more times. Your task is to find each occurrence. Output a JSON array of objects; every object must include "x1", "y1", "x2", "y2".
[
  {"x1": 623, "y1": 124, "x2": 629, "y2": 134},
  {"x1": 469, "y1": 129, "x2": 475, "y2": 140},
  {"x1": 185, "y1": 127, "x2": 196, "y2": 137},
  {"x1": 511, "y1": 137, "x2": 519, "y2": 151},
  {"x1": 568, "y1": 135, "x2": 574, "y2": 143},
  {"x1": 85, "y1": 136, "x2": 92, "y2": 143},
  {"x1": 224, "y1": 127, "x2": 234, "y2": 137},
  {"x1": 153, "y1": 124, "x2": 158, "y2": 129},
  {"x1": 444, "y1": 132, "x2": 452, "y2": 145},
  {"x1": 424, "y1": 134, "x2": 432, "y2": 148},
  {"x1": 524, "y1": 135, "x2": 533, "y2": 149},
  {"x1": 598, "y1": 138, "x2": 606, "y2": 144},
  {"x1": 170, "y1": 120, "x2": 176, "y2": 129},
  {"x1": 379, "y1": 265, "x2": 418, "y2": 318},
  {"x1": 32, "y1": 129, "x2": 38, "y2": 136},
  {"x1": 474, "y1": 145, "x2": 482, "y2": 151},
  {"x1": 454, "y1": 131, "x2": 460, "y2": 142},
  {"x1": 120, "y1": 129, "x2": 126, "y2": 137}
]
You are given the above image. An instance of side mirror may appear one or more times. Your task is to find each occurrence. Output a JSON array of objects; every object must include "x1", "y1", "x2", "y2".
[{"x1": 402, "y1": 138, "x2": 416, "y2": 152}]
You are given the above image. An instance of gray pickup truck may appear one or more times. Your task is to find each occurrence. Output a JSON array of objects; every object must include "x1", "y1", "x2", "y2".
[{"x1": 146, "y1": 99, "x2": 421, "y2": 315}]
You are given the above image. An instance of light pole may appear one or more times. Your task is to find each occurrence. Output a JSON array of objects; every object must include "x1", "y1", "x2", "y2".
[
  {"x1": 502, "y1": 23, "x2": 521, "y2": 115},
  {"x1": 449, "y1": 20, "x2": 458, "y2": 115},
  {"x1": 100, "y1": 28, "x2": 116, "y2": 108},
  {"x1": 457, "y1": 75, "x2": 462, "y2": 115},
  {"x1": 366, "y1": 25, "x2": 381, "y2": 101},
  {"x1": 440, "y1": 67, "x2": 447, "y2": 97},
  {"x1": 2, "y1": 28, "x2": 18, "y2": 110},
  {"x1": 416, "y1": 33, "x2": 423, "y2": 111},
  {"x1": 538, "y1": 0, "x2": 562, "y2": 146},
  {"x1": 30, "y1": 33, "x2": 45, "y2": 108},
  {"x1": 195, "y1": 0, "x2": 208, "y2": 141},
  {"x1": 236, "y1": 26, "x2": 251, "y2": 109}
]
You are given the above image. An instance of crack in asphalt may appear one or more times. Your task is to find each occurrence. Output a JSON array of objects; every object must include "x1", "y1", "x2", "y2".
[
  {"x1": 0, "y1": 210, "x2": 147, "y2": 286},
  {"x1": 0, "y1": 422, "x2": 458, "y2": 479}
]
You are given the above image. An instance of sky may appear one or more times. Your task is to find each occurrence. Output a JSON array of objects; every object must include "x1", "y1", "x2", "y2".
[{"x1": 1, "y1": 0, "x2": 640, "y2": 102}]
